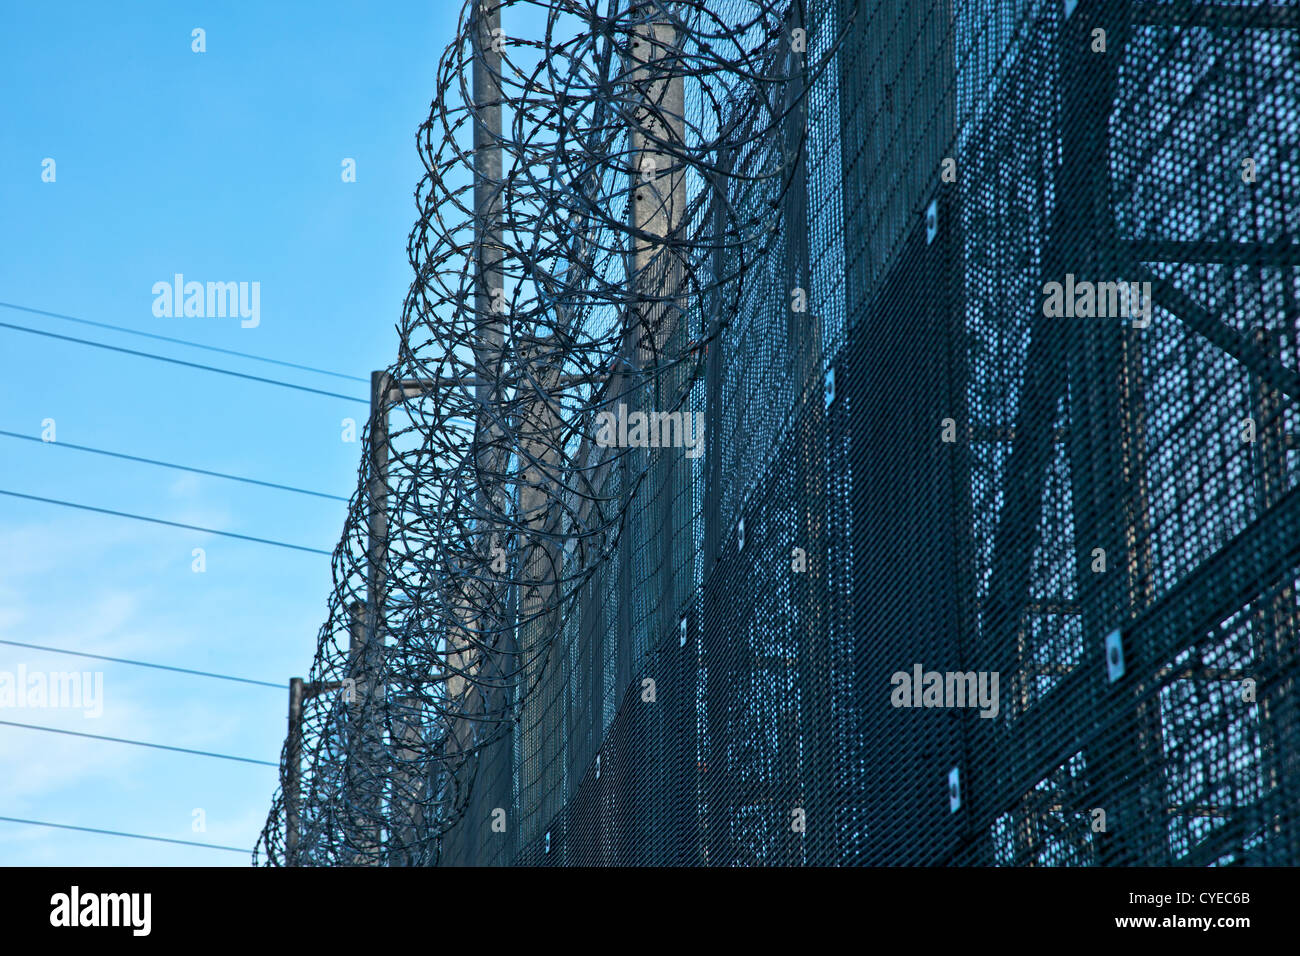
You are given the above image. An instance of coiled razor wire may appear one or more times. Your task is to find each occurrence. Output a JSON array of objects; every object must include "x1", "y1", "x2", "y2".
[{"x1": 254, "y1": 0, "x2": 851, "y2": 865}]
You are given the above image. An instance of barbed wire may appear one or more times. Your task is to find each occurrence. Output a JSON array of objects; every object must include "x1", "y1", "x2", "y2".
[{"x1": 255, "y1": 0, "x2": 849, "y2": 866}]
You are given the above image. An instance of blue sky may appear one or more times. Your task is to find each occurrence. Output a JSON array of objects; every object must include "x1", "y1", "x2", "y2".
[{"x1": 0, "y1": 0, "x2": 463, "y2": 865}]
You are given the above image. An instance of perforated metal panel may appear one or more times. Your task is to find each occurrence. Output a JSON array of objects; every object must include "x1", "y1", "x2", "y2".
[{"x1": 429, "y1": 0, "x2": 1300, "y2": 868}]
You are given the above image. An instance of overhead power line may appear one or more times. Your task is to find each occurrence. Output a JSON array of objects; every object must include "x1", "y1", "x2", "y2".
[
  {"x1": 0, "y1": 301, "x2": 367, "y2": 383},
  {"x1": 0, "y1": 719, "x2": 278, "y2": 767},
  {"x1": 0, "y1": 429, "x2": 349, "y2": 503},
  {"x1": 0, "y1": 639, "x2": 282, "y2": 690},
  {"x1": 0, "y1": 488, "x2": 332, "y2": 556},
  {"x1": 0, "y1": 815, "x2": 250, "y2": 854},
  {"x1": 0, "y1": 320, "x2": 367, "y2": 404}
]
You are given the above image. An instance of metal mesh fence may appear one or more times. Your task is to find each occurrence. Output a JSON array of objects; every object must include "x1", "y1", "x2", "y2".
[{"x1": 258, "y1": 0, "x2": 1300, "y2": 867}]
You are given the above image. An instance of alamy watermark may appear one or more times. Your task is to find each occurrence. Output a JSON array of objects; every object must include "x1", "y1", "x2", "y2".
[
  {"x1": 50, "y1": 886, "x2": 151, "y2": 936},
  {"x1": 0, "y1": 665, "x2": 103, "y2": 717},
  {"x1": 1042, "y1": 274, "x2": 1151, "y2": 327},
  {"x1": 152, "y1": 274, "x2": 260, "y2": 328},
  {"x1": 594, "y1": 403, "x2": 704, "y2": 459},
  {"x1": 890, "y1": 663, "x2": 999, "y2": 718}
]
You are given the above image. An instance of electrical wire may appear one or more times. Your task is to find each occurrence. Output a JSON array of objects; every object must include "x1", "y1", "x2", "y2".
[
  {"x1": 0, "y1": 429, "x2": 348, "y2": 502},
  {"x1": 0, "y1": 719, "x2": 278, "y2": 767},
  {"x1": 0, "y1": 320, "x2": 367, "y2": 404},
  {"x1": 0, "y1": 488, "x2": 332, "y2": 556},
  {"x1": 0, "y1": 639, "x2": 282, "y2": 690},
  {"x1": 0, "y1": 815, "x2": 250, "y2": 854},
  {"x1": 0, "y1": 301, "x2": 367, "y2": 383}
]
